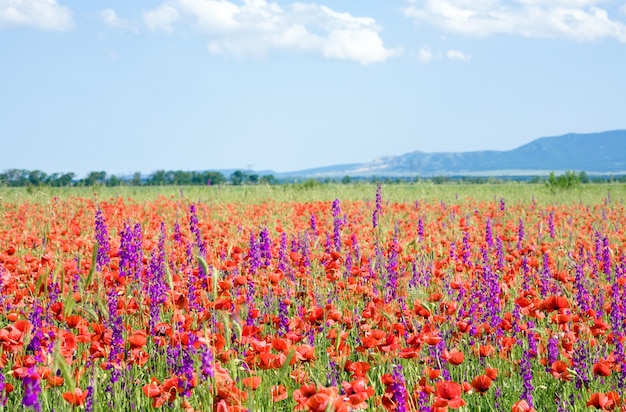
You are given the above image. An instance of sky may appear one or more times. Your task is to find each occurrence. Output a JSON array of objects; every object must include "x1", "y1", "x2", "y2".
[{"x1": 1, "y1": 0, "x2": 626, "y2": 178}]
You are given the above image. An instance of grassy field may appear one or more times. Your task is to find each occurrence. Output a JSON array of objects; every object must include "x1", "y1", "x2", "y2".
[
  {"x1": 0, "y1": 182, "x2": 625, "y2": 411},
  {"x1": 1, "y1": 182, "x2": 624, "y2": 205}
]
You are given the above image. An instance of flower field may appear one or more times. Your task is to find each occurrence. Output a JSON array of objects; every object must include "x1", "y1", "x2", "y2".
[{"x1": 0, "y1": 184, "x2": 625, "y2": 411}]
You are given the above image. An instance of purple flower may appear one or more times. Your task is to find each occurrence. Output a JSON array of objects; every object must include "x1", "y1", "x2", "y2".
[
  {"x1": 332, "y1": 199, "x2": 342, "y2": 252},
  {"x1": 189, "y1": 203, "x2": 206, "y2": 258},
  {"x1": 390, "y1": 364, "x2": 409, "y2": 412},
  {"x1": 517, "y1": 218, "x2": 524, "y2": 250},
  {"x1": 201, "y1": 344, "x2": 215, "y2": 379},
  {"x1": 546, "y1": 335, "x2": 559, "y2": 372},
  {"x1": 485, "y1": 218, "x2": 493, "y2": 248},
  {"x1": 0, "y1": 371, "x2": 6, "y2": 406},
  {"x1": 94, "y1": 208, "x2": 110, "y2": 270},
  {"x1": 520, "y1": 344, "x2": 534, "y2": 409},
  {"x1": 373, "y1": 184, "x2": 382, "y2": 228},
  {"x1": 22, "y1": 367, "x2": 41, "y2": 412}
]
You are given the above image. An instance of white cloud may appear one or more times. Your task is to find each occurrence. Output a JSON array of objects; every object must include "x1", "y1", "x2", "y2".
[
  {"x1": 417, "y1": 46, "x2": 434, "y2": 62},
  {"x1": 144, "y1": 0, "x2": 401, "y2": 64},
  {"x1": 100, "y1": 9, "x2": 121, "y2": 28},
  {"x1": 446, "y1": 49, "x2": 470, "y2": 61},
  {"x1": 144, "y1": 4, "x2": 180, "y2": 32},
  {"x1": 0, "y1": 0, "x2": 73, "y2": 31},
  {"x1": 404, "y1": 0, "x2": 626, "y2": 42}
]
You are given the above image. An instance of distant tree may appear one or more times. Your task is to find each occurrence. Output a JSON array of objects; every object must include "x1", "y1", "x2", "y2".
[
  {"x1": 131, "y1": 172, "x2": 142, "y2": 186},
  {"x1": 259, "y1": 174, "x2": 277, "y2": 185},
  {"x1": 341, "y1": 176, "x2": 352, "y2": 184},
  {"x1": 204, "y1": 171, "x2": 226, "y2": 186},
  {"x1": 3, "y1": 169, "x2": 28, "y2": 186},
  {"x1": 545, "y1": 171, "x2": 582, "y2": 193},
  {"x1": 173, "y1": 170, "x2": 192, "y2": 185},
  {"x1": 28, "y1": 170, "x2": 47, "y2": 186},
  {"x1": 148, "y1": 170, "x2": 166, "y2": 186},
  {"x1": 58, "y1": 173, "x2": 75, "y2": 186},
  {"x1": 106, "y1": 175, "x2": 121, "y2": 187},
  {"x1": 84, "y1": 171, "x2": 107, "y2": 186},
  {"x1": 231, "y1": 170, "x2": 246, "y2": 186}
]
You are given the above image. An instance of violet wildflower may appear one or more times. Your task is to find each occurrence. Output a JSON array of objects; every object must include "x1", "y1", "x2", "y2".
[
  {"x1": 391, "y1": 364, "x2": 409, "y2": 412},
  {"x1": 517, "y1": 218, "x2": 524, "y2": 250},
  {"x1": 248, "y1": 232, "x2": 261, "y2": 275},
  {"x1": 485, "y1": 218, "x2": 493, "y2": 248},
  {"x1": 259, "y1": 227, "x2": 272, "y2": 267},
  {"x1": 572, "y1": 340, "x2": 590, "y2": 390},
  {"x1": 520, "y1": 343, "x2": 534, "y2": 409},
  {"x1": 602, "y1": 234, "x2": 611, "y2": 276},
  {"x1": 118, "y1": 222, "x2": 143, "y2": 279},
  {"x1": 85, "y1": 385, "x2": 94, "y2": 412},
  {"x1": 332, "y1": 199, "x2": 342, "y2": 251},
  {"x1": 614, "y1": 335, "x2": 626, "y2": 393},
  {"x1": 189, "y1": 204, "x2": 206, "y2": 258},
  {"x1": 106, "y1": 287, "x2": 124, "y2": 384},
  {"x1": 94, "y1": 208, "x2": 110, "y2": 271},
  {"x1": 373, "y1": 184, "x2": 382, "y2": 229},
  {"x1": 277, "y1": 298, "x2": 290, "y2": 335},
  {"x1": 546, "y1": 335, "x2": 559, "y2": 371},
  {"x1": 494, "y1": 387, "x2": 504, "y2": 412},
  {"x1": 0, "y1": 371, "x2": 6, "y2": 406},
  {"x1": 548, "y1": 211, "x2": 555, "y2": 238},
  {"x1": 385, "y1": 230, "x2": 400, "y2": 303},
  {"x1": 22, "y1": 366, "x2": 41, "y2": 412},
  {"x1": 574, "y1": 259, "x2": 591, "y2": 314},
  {"x1": 201, "y1": 344, "x2": 215, "y2": 379},
  {"x1": 310, "y1": 214, "x2": 317, "y2": 233},
  {"x1": 277, "y1": 231, "x2": 288, "y2": 273},
  {"x1": 147, "y1": 223, "x2": 168, "y2": 332},
  {"x1": 499, "y1": 197, "x2": 505, "y2": 211},
  {"x1": 327, "y1": 359, "x2": 339, "y2": 388},
  {"x1": 417, "y1": 217, "x2": 424, "y2": 241},
  {"x1": 26, "y1": 300, "x2": 44, "y2": 362},
  {"x1": 496, "y1": 238, "x2": 505, "y2": 271},
  {"x1": 539, "y1": 254, "x2": 551, "y2": 298}
]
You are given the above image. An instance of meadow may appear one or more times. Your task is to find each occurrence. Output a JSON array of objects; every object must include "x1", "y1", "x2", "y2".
[{"x1": 0, "y1": 182, "x2": 625, "y2": 411}]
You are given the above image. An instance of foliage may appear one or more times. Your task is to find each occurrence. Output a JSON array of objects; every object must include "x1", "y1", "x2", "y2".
[{"x1": 545, "y1": 170, "x2": 587, "y2": 193}]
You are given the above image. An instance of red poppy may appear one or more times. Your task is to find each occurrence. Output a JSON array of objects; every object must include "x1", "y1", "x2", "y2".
[
  {"x1": 62, "y1": 387, "x2": 88, "y2": 407},
  {"x1": 511, "y1": 400, "x2": 537, "y2": 412},
  {"x1": 433, "y1": 381, "x2": 465, "y2": 409},
  {"x1": 593, "y1": 361, "x2": 612, "y2": 377},
  {"x1": 587, "y1": 392, "x2": 620, "y2": 410},
  {"x1": 470, "y1": 375, "x2": 492, "y2": 393}
]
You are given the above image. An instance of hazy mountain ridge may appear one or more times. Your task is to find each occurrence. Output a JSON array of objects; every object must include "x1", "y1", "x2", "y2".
[{"x1": 280, "y1": 130, "x2": 626, "y2": 178}]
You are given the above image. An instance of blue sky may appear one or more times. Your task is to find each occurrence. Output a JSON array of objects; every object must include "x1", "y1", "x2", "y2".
[{"x1": 1, "y1": 0, "x2": 625, "y2": 177}]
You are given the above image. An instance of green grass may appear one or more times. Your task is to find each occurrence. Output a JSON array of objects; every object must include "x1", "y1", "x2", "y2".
[{"x1": 1, "y1": 182, "x2": 624, "y2": 205}]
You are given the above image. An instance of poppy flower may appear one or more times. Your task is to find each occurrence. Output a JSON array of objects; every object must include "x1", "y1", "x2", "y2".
[
  {"x1": 593, "y1": 361, "x2": 612, "y2": 377},
  {"x1": 433, "y1": 381, "x2": 465, "y2": 409},
  {"x1": 62, "y1": 387, "x2": 88, "y2": 407},
  {"x1": 587, "y1": 392, "x2": 620, "y2": 410},
  {"x1": 485, "y1": 368, "x2": 498, "y2": 380},
  {"x1": 271, "y1": 385, "x2": 288, "y2": 402},
  {"x1": 470, "y1": 375, "x2": 492, "y2": 393},
  {"x1": 444, "y1": 348, "x2": 464, "y2": 366},
  {"x1": 511, "y1": 400, "x2": 537, "y2": 412},
  {"x1": 242, "y1": 376, "x2": 261, "y2": 390}
]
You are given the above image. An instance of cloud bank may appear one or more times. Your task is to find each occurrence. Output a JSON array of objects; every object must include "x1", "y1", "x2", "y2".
[
  {"x1": 0, "y1": 0, "x2": 73, "y2": 31},
  {"x1": 404, "y1": 0, "x2": 626, "y2": 42},
  {"x1": 143, "y1": 0, "x2": 402, "y2": 64}
]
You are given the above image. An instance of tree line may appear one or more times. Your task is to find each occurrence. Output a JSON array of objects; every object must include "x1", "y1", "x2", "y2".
[
  {"x1": 0, "y1": 169, "x2": 277, "y2": 187},
  {"x1": 1, "y1": 168, "x2": 625, "y2": 188}
]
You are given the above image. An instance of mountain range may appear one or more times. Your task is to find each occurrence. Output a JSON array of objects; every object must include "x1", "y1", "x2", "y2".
[{"x1": 277, "y1": 130, "x2": 626, "y2": 178}]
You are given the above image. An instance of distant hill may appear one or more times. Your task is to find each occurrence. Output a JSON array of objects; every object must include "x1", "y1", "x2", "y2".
[{"x1": 279, "y1": 130, "x2": 626, "y2": 178}]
